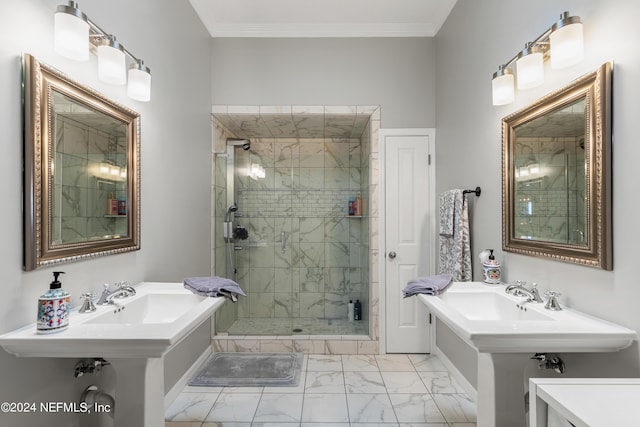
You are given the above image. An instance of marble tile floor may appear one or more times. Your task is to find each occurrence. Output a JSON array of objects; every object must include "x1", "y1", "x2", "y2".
[
  {"x1": 226, "y1": 317, "x2": 368, "y2": 336},
  {"x1": 165, "y1": 353, "x2": 476, "y2": 427}
]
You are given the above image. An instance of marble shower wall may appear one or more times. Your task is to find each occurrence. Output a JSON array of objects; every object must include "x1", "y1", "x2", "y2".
[{"x1": 231, "y1": 135, "x2": 366, "y2": 325}]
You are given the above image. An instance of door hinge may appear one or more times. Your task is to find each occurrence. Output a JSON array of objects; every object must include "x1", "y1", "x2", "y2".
[
  {"x1": 429, "y1": 313, "x2": 432, "y2": 324},
  {"x1": 428, "y1": 154, "x2": 431, "y2": 165}
]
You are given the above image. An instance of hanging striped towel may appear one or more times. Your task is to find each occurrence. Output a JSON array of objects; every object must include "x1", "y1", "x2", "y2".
[{"x1": 438, "y1": 189, "x2": 472, "y2": 282}]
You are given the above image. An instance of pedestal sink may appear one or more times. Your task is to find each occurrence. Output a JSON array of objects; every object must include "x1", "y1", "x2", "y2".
[
  {"x1": 418, "y1": 282, "x2": 636, "y2": 427},
  {"x1": 0, "y1": 282, "x2": 226, "y2": 427}
]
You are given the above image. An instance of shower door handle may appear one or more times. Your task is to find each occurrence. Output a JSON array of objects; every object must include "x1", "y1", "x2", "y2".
[{"x1": 388, "y1": 251, "x2": 397, "y2": 260}]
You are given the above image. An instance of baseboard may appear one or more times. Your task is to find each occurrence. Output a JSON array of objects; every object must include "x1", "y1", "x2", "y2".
[
  {"x1": 433, "y1": 344, "x2": 478, "y2": 403},
  {"x1": 164, "y1": 346, "x2": 212, "y2": 409}
]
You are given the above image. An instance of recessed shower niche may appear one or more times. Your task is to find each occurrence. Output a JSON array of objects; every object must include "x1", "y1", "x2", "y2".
[{"x1": 211, "y1": 106, "x2": 380, "y2": 350}]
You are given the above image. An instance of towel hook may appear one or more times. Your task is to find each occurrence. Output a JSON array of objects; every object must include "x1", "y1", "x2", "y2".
[{"x1": 463, "y1": 186, "x2": 481, "y2": 197}]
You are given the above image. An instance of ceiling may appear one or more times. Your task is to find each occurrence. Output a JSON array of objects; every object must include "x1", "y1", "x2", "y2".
[{"x1": 189, "y1": 0, "x2": 458, "y2": 38}]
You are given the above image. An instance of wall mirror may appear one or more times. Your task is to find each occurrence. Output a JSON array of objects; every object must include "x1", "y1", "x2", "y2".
[
  {"x1": 23, "y1": 54, "x2": 140, "y2": 271},
  {"x1": 502, "y1": 62, "x2": 612, "y2": 270}
]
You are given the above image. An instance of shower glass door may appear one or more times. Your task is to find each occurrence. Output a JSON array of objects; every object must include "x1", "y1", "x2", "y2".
[{"x1": 215, "y1": 136, "x2": 369, "y2": 337}]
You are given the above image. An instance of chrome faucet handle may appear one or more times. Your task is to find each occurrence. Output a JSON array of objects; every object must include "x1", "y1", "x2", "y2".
[
  {"x1": 544, "y1": 291, "x2": 562, "y2": 311},
  {"x1": 96, "y1": 283, "x2": 112, "y2": 305},
  {"x1": 529, "y1": 283, "x2": 544, "y2": 303},
  {"x1": 79, "y1": 292, "x2": 97, "y2": 313}
]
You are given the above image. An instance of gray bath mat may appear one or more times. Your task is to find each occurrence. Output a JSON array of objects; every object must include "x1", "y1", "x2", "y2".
[{"x1": 188, "y1": 352, "x2": 303, "y2": 387}]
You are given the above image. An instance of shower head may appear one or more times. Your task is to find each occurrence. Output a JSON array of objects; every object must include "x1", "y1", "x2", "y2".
[
  {"x1": 226, "y1": 138, "x2": 251, "y2": 151},
  {"x1": 225, "y1": 203, "x2": 238, "y2": 222}
]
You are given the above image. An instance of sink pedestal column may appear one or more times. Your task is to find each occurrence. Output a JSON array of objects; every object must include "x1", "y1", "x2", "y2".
[
  {"x1": 477, "y1": 353, "x2": 532, "y2": 427},
  {"x1": 110, "y1": 358, "x2": 164, "y2": 427}
]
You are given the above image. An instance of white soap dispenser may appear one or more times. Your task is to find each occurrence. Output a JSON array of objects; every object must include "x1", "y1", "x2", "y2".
[{"x1": 37, "y1": 271, "x2": 70, "y2": 334}]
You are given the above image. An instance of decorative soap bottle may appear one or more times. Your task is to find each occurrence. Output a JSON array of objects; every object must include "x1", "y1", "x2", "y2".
[
  {"x1": 37, "y1": 271, "x2": 70, "y2": 334},
  {"x1": 482, "y1": 250, "x2": 502, "y2": 284}
]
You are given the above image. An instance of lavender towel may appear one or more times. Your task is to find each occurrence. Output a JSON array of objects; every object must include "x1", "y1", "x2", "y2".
[
  {"x1": 184, "y1": 276, "x2": 246, "y2": 302},
  {"x1": 403, "y1": 274, "x2": 453, "y2": 298}
]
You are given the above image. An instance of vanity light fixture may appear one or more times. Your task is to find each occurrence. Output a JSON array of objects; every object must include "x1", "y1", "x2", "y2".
[
  {"x1": 492, "y1": 11, "x2": 584, "y2": 106},
  {"x1": 53, "y1": 1, "x2": 152, "y2": 101}
]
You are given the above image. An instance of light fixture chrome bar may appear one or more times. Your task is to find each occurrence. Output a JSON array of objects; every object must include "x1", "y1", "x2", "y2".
[
  {"x1": 85, "y1": 17, "x2": 147, "y2": 69},
  {"x1": 498, "y1": 26, "x2": 553, "y2": 71}
]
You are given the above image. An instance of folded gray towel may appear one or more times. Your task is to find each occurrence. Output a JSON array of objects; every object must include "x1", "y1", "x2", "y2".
[
  {"x1": 184, "y1": 276, "x2": 246, "y2": 302},
  {"x1": 403, "y1": 274, "x2": 453, "y2": 297}
]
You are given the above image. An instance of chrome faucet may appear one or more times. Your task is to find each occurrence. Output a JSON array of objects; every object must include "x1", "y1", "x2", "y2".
[
  {"x1": 96, "y1": 282, "x2": 136, "y2": 305},
  {"x1": 79, "y1": 293, "x2": 97, "y2": 313},
  {"x1": 505, "y1": 281, "x2": 543, "y2": 303}
]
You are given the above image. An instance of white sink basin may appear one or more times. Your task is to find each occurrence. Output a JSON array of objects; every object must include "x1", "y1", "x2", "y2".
[
  {"x1": 437, "y1": 290, "x2": 553, "y2": 322},
  {"x1": 418, "y1": 282, "x2": 636, "y2": 353},
  {"x1": 0, "y1": 282, "x2": 226, "y2": 358},
  {"x1": 86, "y1": 292, "x2": 207, "y2": 325}
]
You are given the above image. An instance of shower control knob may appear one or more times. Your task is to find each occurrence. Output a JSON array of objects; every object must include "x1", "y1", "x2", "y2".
[{"x1": 388, "y1": 251, "x2": 397, "y2": 260}]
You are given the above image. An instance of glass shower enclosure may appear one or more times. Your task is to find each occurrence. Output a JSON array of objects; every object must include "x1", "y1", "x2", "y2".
[{"x1": 214, "y1": 131, "x2": 370, "y2": 337}]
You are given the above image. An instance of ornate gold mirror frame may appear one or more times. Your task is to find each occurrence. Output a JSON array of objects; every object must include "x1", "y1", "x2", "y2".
[
  {"x1": 23, "y1": 54, "x2": 141, "y2": 271},
  {"x1": 502, "y1": 62, "x2": 612, "y2": 269}
]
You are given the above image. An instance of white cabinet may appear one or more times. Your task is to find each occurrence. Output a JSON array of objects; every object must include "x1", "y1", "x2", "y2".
[{"x1": 529, "y1": 378, "x2": 640, "y2": 427}]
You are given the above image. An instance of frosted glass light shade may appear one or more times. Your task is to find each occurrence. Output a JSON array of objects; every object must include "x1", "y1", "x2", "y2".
[
  {"x1": 127, "y1": 61, "x2": 152, "y2": 102},
  {"x1": 516, "y1": 46, "x2": 544, "y2": 90},
  {"x1": 54, "y1": 7, "x2": 89, "y2": 61},
  {"x1": 550, "y1": 19, "x2": 584, "y2": 69},
  {"x1": 492, "y1": 68, "x2": 515, "y2": 106},
  {"x1": 97, "y1": 38, "x2": 126, "y2": 85}
]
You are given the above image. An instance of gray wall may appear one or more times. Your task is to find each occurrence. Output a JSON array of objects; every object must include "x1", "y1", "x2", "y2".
[
  {"x1": 211, "y1": 38, "x2": 436, "y2": 128},
  {"x1": 435, "y1": 0, "x2": 640, "y2": 376},
  {"x1": 0, "y1": 1, "x2": 212, "y2": 425}
]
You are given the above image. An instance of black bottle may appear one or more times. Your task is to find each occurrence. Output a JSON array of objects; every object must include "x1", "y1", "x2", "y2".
[{"x1": 354, "y1": 299, "x2": 362, "y2": 321}]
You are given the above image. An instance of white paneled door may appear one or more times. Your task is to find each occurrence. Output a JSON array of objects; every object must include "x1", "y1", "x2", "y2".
[{"x1": 382, "y1": 130, "x2": 434, "y2": 353}]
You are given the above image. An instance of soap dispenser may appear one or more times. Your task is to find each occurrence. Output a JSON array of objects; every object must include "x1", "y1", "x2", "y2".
[
  {"x1": 37, "y1": 271, "x2": 70, "y2": 334},
  {"x1": 482, "y1": 250, "x2": 502, "y2": 285}
]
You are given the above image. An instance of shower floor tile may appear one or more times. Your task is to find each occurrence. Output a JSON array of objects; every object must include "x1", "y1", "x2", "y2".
[{"x1": 226, "y1": 317, "x2": 367, "y2": 336}]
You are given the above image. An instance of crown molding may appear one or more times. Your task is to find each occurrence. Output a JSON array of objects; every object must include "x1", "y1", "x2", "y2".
[{"x1": 210, "y1": 23, "x2": 437, "y2": 38}]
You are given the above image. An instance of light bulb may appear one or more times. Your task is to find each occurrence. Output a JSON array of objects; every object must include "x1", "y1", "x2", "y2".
[
  {"x1": 97, "y1": 36, "x2": 126, "y2": 85},
  {"x1": 492, "y1": 67, "x2": 515, "y2": 106},
  {"x1": 127, "y1": 60, "x2": 152, "y2": 102},
  {"x1": 54, "y1": 3, "x2": 89, "y2": 61},
  {"x1": 550, "y1": 13, "x2": 584, "y2": 69},
  {"x1": 516, "y1": 44, "x2": 544, "y2": 90}
]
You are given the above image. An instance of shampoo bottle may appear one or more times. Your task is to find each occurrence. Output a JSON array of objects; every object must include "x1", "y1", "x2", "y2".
[
  {"x1": 354, "y1": 192, "x2": 362, "y2": 216},
  {"x1": 354, "y1": 299, "x2": 362, "y2": 321},
  {"x1": 37, "y1": 271, "x2": 70, "y2": 334},
  {"x1": 107, "y1": 193, "x2": 118, "y2": 215},
  {"x1": 348, "y1": 300, "x2": 355, "y2": 322}
]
